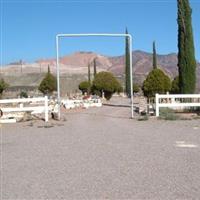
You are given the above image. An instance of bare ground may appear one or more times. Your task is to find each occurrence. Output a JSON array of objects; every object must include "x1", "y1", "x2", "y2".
[{"x1": 1, "y1": 99, "x2": 200, "y2": 199}]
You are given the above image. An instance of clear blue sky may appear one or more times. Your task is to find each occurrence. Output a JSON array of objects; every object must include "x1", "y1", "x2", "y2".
[{"x1": 1, "y1": 0, "x2": 200, "y2": 65}]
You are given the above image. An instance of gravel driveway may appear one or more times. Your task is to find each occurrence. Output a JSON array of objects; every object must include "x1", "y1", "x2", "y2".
[{"x1": 1, "y1": 102, "x2": 200, "y2": 199}]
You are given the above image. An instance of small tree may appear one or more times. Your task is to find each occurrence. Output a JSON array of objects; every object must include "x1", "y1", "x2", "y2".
[
  {"x1": 38, "y1": 66, "x2": 57, "y2": 95},
  {"x1": 92, "y1": 71, "x2": 122, "y2": 100},
  {"x1": 142, "y1": 69, "x2": 171, "y2": 98},
  {"x1": 0, "y1": 79, "x2": 9, "y2": 95},
  {"x1": 79, "y1": 81, "x2": 91, "y2": 94},
  {"x1": 171, "y1": 76, "x2": 180, "y2": 94},
  {"x1": 133, "y1": 83, "x2": 140, "y2": 94}
]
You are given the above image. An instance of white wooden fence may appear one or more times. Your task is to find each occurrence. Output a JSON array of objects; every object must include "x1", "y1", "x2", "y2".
[
  {"x1": 155, "y1": 93, "x2": 200, "y2": 117},
  {"x1": 0, "y1": 96, "x2": 49, "y2": 122}
]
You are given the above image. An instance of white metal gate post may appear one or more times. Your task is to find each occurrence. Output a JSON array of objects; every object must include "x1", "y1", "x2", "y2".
[
  {"x1": 56, "y1": 35, "x2": 61, "y2": 120},
  {"x1": 155, "y1": 93, "x2": 159, "y2": 117},
  {"x1": 129, "y1": 35, "x2": 134, "y2": 118},
  {"x1": 56, "y1": 33, "x2": 134, "y2": 120},
  {"x1": 44, "y1": 96, "x2": 49, "y2": 122}
]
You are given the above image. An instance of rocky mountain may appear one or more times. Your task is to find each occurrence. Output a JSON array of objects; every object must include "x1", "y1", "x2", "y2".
[
  {"x1": 108, "y1": 51, "x2": 179, "y2": 80},
  {"x1": 1, "y1": 50, "x2": 200, "y2": 91}
]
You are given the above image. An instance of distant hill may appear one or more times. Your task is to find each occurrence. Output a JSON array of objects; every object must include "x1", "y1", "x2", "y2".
[{"x1": 1, "y1": 50, "x2": 200, "y2": 92}]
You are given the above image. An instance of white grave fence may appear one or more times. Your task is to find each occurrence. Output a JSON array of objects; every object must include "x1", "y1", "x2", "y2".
[
  {"x1": 0, "y1": 96, "x2": 49, "y2": 122},
  {"x1": 155, "y1": 94, "x2": 200, "y2": 117}
]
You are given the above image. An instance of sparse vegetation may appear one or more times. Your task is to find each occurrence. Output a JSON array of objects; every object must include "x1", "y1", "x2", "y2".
[{"x1": 92, "y1": 71, "x2": 122, "y2": 100}]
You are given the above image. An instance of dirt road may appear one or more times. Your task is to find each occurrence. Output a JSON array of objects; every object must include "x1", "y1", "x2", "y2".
[{"x1": 1, "y1": 103, "x2": 200, "y2": 199}]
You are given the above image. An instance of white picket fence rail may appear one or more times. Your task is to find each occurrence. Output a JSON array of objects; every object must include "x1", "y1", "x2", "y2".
[
  {"x1": 155, "y1": 93, "x2": 200, "y2": 117},
  {"x1": 0, "y1": 96, "x2": 49, "y2": 122}
]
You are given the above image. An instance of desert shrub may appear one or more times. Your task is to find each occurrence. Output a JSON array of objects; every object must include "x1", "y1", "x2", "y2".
[
  {"x1": 159, "y1": 108, "x2": 179, "y2": 120},
  {"x1": 92, "y1": 71, "x2": 122, "y2": 100},
  {"x1": 38, "y1": 67, "x2": 57, "y2": 95},
  {"x1": 138, "y1": 115, "x2": 149, "y2": 121},
  {"x1": 0, "y1": 79, "x2": 9, "y2": 95},
  {"x1": 20, "y1": 91, "x2": 28, "y2": 98},
  {"x1": 171, "y1": 76, "x2": 180, "y2": 94},
  {"x1": 142, "y1": 68, "x2": 171, "y2": 98}
]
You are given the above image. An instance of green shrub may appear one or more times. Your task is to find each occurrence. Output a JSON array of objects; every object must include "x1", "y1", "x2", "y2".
[
  {"x1": 38, "y1": 67, "x2": 57, "y2": 95},
  {"x1": 171, "y1": 76, "x2": 180, "y2": 94},
  {"x1": 0, "y1": 79, "x2": 9, "y2": 95},
  {"x1": 20, "y1": 91, "x2": 28, "y2": 98},
  {"x1": 78, "y1": 81, "x2": 91, "y2": 94},
  {"x1": 142, "y1": 68, "x2": 171, "y2": 98},
  {"x1": 92, "y1": 71, "x2": 122, "y2": 100}
]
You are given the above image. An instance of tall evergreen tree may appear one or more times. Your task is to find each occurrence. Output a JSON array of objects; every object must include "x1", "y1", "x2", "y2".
[
  {"x1": 93, "y1": 58, "x2": 97, "y2": 77},
  {"x1": 177, "y1": 0, "x2": 196, "y2": 94},
  {"x1": 125, "y1": 28, "x2": 131, "y2": 97},
  {"x1": 48, "y1": 65, "x2": 50, "y2": 73},
  {"x1": 88, "y1": 63, "x2": 91, "y2": 83},
  {"x1": 153, "y1": 41, "x2": 157, "y2": 69}
]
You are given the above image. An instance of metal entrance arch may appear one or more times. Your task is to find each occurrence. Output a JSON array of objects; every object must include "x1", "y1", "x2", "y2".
[{"x1": 56, "y1": 33, "x2": 133, "y2": 120}]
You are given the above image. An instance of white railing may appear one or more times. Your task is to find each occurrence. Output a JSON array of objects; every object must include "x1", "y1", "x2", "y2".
[
  {"x1": 0, "y1": 96, "x2": 49, "y2": 122},
  {"x1": 155, "y1": 93, "x2": 200, "y2": 117}
]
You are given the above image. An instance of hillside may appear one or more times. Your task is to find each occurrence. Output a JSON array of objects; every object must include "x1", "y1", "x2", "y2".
[{"x1": 1, "y1": 51, "x2": 200, "y2": 92}]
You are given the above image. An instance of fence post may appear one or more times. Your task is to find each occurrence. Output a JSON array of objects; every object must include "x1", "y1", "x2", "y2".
[
  {"x1": 155, "y1": 93, "x2": 159, "y2": 117},
  {"x1": 44, "y1": 96, "x2": 48, "y2": 122}
]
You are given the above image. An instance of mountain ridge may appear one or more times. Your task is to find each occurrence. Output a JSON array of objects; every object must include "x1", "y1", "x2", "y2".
[{"x1": 1, "y1": 50, "x2": 200, "y2": 91}]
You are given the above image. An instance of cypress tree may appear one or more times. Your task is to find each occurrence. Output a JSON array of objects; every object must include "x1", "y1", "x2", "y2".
[
  {"x1": 125, "y1": 28, "x2": 131, "y2": 97},
  {"x1": 177, "y1": 0, "x2": 196, "y2": 94},
  {"x1": 88, "y1": 63, "x2": 91, "y2": 83},
  {"x1": 153, "y1": 41, "x2": 157, "y2": 69},
  {"x1": 93, "y1": 58, "x2": 97, "y2": 77},
  {"x1": 48, "y1": 65, "x2": 50, "y2": 73}
]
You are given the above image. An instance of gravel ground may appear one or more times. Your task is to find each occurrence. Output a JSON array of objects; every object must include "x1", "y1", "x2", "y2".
[{"x1": 1, "y1": 99, "x2": 200, "y2": 199}]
